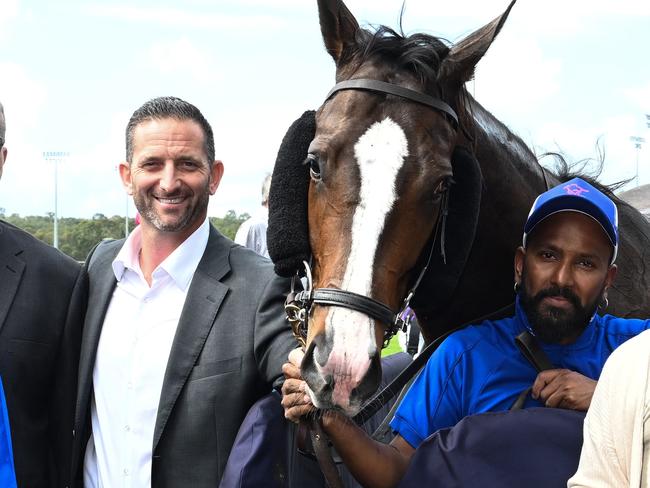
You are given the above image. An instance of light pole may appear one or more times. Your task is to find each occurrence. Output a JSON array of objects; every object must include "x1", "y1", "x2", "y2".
[
  {"x1": 630, "y1": 137, "x2": 645, "y2": 188},
  {"x1": 43, "y1": 151, "x2": 69, "y2": 248}
]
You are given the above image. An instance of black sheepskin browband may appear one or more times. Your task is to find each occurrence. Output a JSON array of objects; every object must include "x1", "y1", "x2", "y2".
[
  {"x1": 267, "y1": 111, "x2": 483, "y2": 316},
  {"x1": 267, "y1": 110, "x2": 315, "y2": 277}
]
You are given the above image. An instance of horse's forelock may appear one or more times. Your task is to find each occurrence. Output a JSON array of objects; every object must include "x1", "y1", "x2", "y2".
[
  {"x1": 346, "y1": 25, "x2": 473, "y2": 144},
  {"x1": 353, "y1": 26, "x2": 450, "y2": 87}
]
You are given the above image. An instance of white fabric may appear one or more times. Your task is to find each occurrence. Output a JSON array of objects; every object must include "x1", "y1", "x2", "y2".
[
  {"x1": 568, "y1": 329, "x2": 650, "y2": 488},
  {"x1": 234, "y1": 206, "x2": 269, "y2": 258},
  {"x1": 84, "y1": 219, "x2": 209, "y2": 488}
]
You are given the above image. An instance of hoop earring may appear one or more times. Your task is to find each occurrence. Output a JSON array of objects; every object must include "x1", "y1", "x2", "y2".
[
  {"x1": 513, "y1": 282, "x2": 520, "y2": 294},
  {"x1": 600, "y1": 295, "x2": 609, "y2": 310}
]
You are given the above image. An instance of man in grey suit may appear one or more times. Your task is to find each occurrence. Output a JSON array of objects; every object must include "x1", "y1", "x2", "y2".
[
  {"x1": 71, "y1": 97, "x2": 295, "y2": 487},
  {"x1": 0, "y1": 101, "x2": 85, "y2": 486}
]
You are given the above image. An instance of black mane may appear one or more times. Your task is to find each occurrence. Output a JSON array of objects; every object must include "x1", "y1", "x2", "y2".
[
  {"x1": 349, "y1": 25, "x2": 474, "y2": 132},
  {"x1": 354, "y1": 26, "x2": 450, "y2": 88},
  {"x1": 542, "y1": 151, "x2": 632, "y2": 207}
]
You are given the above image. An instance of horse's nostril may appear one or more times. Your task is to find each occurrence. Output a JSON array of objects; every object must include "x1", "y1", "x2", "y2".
[
  {"x1": 320, "y1": 378, "x2": 334, "y2": 394},
  {"x1": 301, "y1": 339, "x2": 332, "y2": 393},
  {"x1": 310, "y1": 333, "x2": 331, "y2": 368},
  {"x1": 350, "y1": 354, "x2": 382, "y2": 404}
]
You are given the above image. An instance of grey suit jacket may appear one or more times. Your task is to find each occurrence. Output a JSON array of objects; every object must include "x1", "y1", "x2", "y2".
[
  {"x1": 0, "y1": 220, "x2": 85, "y2": 487},
  {"x1": 71, "y1": 225, "x2": 295, "y2": 487}
]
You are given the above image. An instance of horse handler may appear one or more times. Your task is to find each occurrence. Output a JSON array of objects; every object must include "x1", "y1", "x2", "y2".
[{"x1": 282, "y1": 178, "x2": 650, "y2": 488}]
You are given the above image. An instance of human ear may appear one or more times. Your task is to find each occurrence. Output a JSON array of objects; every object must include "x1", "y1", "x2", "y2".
[
  {"x1": 118, "y1": 161, "x2": 133, "y2": 195},
  {"x1": 604, "y1": 264, "x2": 618, "y2": 291},
  {"x1": 209, "y1": 160, "x2": 224, "y2": 195},
  {"x1": 514, "y1": 246, "x2": 526, "y2": 285}
]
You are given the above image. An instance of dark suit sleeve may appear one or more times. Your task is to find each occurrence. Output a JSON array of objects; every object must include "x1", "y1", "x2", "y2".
[
  {"x1": 48, "y1": 265, "x2": 88, "y2": 487},
  {"x1": 253, "y1": 271, "x2": 296, "y2": 389}
]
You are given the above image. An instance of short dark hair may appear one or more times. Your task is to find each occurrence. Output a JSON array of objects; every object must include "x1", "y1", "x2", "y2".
[
  {"x1": 125, "y1": 96, "x2": 215, "y2": 164},
  {"x1": 0, "y1": 102, "x2": 6, "y2": 147}
]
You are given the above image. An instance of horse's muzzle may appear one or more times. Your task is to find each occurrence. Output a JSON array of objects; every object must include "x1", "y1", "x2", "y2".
[{"x1": 301, "y1": 333, "x2": 382, "y2": 416}]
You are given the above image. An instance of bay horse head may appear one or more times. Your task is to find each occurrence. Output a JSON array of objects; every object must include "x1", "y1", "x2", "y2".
[{"x1": 299, "y1": 0, "x2": 516, "y2": 416}]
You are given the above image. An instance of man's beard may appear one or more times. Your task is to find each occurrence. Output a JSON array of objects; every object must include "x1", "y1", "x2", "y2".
[
  {"x1": 519, "y1": 269, "x2": 602, "y2": 344},
  {"x1": 135, "y1": 185, "x2": 210, "y2": 233}
]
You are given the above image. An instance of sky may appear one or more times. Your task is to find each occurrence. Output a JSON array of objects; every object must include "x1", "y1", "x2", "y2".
[{"x1": 0, "y1": 0, "x2": 649, "y2": 219}]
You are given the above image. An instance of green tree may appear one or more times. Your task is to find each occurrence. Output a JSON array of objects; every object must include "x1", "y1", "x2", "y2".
[
  {"x1": 210, "y1": 210, "x2": 250, "y2": 240},
  {"x1": 5, "y1": 210, "x2": 250, "y2": 260}
]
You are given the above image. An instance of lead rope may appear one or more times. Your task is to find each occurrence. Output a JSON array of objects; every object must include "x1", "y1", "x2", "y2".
[{"x1": 308, "y1": 417, "x2": 344, "y2": 488}]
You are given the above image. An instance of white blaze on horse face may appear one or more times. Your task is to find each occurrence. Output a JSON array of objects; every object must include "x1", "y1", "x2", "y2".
[{"x1": 321, "y1": 117, "x2": 408, "y2": 411}]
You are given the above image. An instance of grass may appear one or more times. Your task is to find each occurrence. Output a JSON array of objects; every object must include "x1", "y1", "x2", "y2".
[{"x1": 381, "y1": 335, "x2": 403, "y2": 357}]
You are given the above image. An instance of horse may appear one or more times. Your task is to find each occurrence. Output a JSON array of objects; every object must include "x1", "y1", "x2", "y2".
[{"x1": 267, "y1": 0, "x2": 650, "y2": 417}]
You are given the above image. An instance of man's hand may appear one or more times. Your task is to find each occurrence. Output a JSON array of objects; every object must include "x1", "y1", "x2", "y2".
[
  {"x1": 531, "y1": 369, "x2": 597, "y2": 411},
  {"x1": 281, "y1": 348, "x2": 315, "y2": 422}
]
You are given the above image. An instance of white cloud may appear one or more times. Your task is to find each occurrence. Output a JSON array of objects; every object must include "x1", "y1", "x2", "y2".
[
  {"x1": 207, "y1": 101, "x2": 310, "y2": 217},
  {"x1": 473, "y1": 35, "x2": 562, "y2": 117},
  {"x1": 0, "y1": 62, "x2": 47, "y2": 135},
  {"x1": 146, "y1": 38, "x2": 221, "y2": 84},
  {"x1": 56, "y1": 111, "x2": 130, "y2": 219},
  {"x1": 532, "y1": 114, "x2": 650, "y2": 189},
  {"x1": 396, "y1": 0, "x2": 650, "y2": 21},
  {"x1": 0, "y1": 63, "x2": 50, "y2": 216},
  {"x1": 625, "y1": 82, "x2": 650, "y2": 114},
  {"x1": 0, "y1": 0, "x2": 19, "y2": 41},
  {"x1": 193, "y1": 0, "x2": 308, "y2": 7},
  {"x1": 84, "y1": 4, "x2": 287, "y2": 30}
]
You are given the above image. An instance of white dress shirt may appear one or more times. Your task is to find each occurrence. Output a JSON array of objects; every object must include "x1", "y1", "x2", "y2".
[{"x1": 84, "y1": 219, "x2": 209, "y2": 488}]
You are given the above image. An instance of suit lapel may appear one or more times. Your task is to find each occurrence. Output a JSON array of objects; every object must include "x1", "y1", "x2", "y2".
[
  {"x1": 152, "y1": 226, "x2": 231, "y2": 451},
  {"x1": 0, "y1": 227, "x2": 25, "y2": 335},
  {"x1": 76, "y1": 242, "x2": 121, "y2": 427}
]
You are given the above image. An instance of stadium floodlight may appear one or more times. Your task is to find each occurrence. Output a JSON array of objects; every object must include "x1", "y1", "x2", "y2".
[
  {"x1": 630, "y1": 137, "x2": 645, "y2": 188},
  {"x1": 42, "y1": 151, "x2": 70, "y2": 249}
]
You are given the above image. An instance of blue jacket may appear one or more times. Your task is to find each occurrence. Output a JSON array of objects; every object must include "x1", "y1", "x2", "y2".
[{"x1": 390, "y1": 299, "x2": 650, "y2": 448}]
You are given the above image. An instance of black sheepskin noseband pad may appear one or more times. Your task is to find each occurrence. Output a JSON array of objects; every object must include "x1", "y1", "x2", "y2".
[
  {"x1": 267, "y1": 110, "x2": 316, "y2": 277},
  {"x1": 410, "y1": 146, "x2": 483, "y2": 312}
]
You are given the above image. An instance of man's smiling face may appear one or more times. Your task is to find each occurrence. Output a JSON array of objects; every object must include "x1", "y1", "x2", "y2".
[{"x1": 120, "y1": 117, "x2": 222, "y2": 241}]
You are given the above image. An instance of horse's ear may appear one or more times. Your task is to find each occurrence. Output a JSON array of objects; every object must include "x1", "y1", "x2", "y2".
[
  {"x1": 317, "y1": 0, "x2": 360, "y2": 65},
  {"x1": 438, "y1": 0, "x2": 516, "y2": 87}
]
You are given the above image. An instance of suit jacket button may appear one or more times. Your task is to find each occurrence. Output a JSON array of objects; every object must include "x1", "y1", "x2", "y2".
[{"x1": 72, "y1": 429, "x2": 76, "y2": 438}]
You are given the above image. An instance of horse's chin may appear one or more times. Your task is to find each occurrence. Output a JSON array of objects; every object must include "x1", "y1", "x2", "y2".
[{"x1": 305, "y1": 384, "x2": 363, "y2": 417}]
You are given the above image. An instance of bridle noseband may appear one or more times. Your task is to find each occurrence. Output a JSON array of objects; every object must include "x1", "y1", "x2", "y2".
[{"x1": 285, "y1": 78, "x2": 458, "y2": 349}]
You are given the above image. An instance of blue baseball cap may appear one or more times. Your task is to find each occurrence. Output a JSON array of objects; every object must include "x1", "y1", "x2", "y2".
[{"x1": 523, "y1": 177, "x2": 619, "y2": 264}]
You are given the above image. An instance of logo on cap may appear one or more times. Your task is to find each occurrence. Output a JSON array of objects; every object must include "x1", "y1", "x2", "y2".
[{"x1": 563, "y1": 183, "x2": 589, "y2": 197}]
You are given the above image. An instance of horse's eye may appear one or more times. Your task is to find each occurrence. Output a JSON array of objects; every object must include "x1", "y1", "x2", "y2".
[{"x1": 307, "y1": 154, "x2": 322, "y2": 181}]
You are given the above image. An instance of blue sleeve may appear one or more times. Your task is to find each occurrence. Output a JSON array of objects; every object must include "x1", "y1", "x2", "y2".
[
  {"x1": 0, "y1": 378, "x2": 17, "y2": 488},
  {"x1": 601, "y1": 316, "x2": 650, "y2": 350},
  {"x1": 389, "y1": 334, "x2": 471, "y2": 449}
]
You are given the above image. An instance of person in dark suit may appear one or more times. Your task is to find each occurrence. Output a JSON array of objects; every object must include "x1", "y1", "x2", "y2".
[
  {"x1": 0, "y1": 101, "x2": 85, "y2": 486},
  {"x1": 71, "y1": 97, "x2": 295, "y2": 487}
]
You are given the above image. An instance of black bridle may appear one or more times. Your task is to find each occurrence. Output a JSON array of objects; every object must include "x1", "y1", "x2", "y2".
[
  {"x1": 285, "y1": 78, "x2": 459, "y2": 349},
  {"x1": 325, "y1": 79, "x2": 459, "y2": 127}
]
